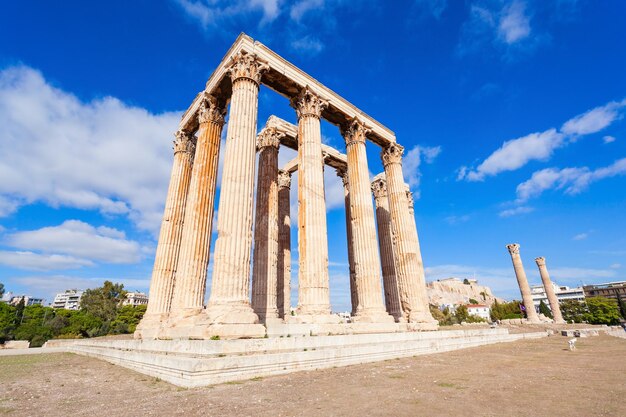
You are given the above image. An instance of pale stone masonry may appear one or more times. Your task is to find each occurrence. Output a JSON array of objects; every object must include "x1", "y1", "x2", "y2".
[
  {"x1": 252, "y1": 128, "x2": 284, "y2": 322},
  {"x1": 371, "y1": 175, "x2": 403, "y2": 322},
  {"x1": 206, "y1": 53, "x2": 267, "y2": 329},
  {"x1": 506, "y1": 244, "x2": 540, "y2": 323},
  {"x1": 382, "y1": 144, "x2": 437, "y2": 326},
  {"x1": 276, "y1": 170, "x2": 292, "y2": 318},
  {"x1": 168, "y1": 97, "x2": 224, "y2": 321},
  {"x1": 135, "y1": 130, "x2": 195, "y2": 338},
  {"x1": 137, "y1": 34, "x2": 439, "y2": 339},
  {"x1": 535, "y1": 257, "x2": 565, "y2": 323}
]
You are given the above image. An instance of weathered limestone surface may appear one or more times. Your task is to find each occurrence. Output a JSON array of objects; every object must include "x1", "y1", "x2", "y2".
[
  {"x1": 251, "y1": 128, "x2": 283, "y2": 322},
  {"x1": 167, "y1": 96, "x2": 224, "y2": 325},
  {"x1": 535, "y1": 257, "x2": 565, "y2": 324},
  {"x1": 338, "y1": 170, "x2": 358, "y2": 315},
  {"x1": 135, "y1": 130, "x2": 195, "y2": 338},
  {"x1": 205, "y1": 53, "x2": 267, "y2": 333},
  {"x1": 382, "y1": 144, "x2": 437, "y2": 327},
  {"x1": 372, "y1": 175, "x2": 404, "y2": 322},
  {"x1": 506, "y1": 244, "x2": 540, "y2": 323},
  {"x1": 277, "y1": 170, "x2": 292, "y2": 318},
  {"x1": 340, "y1": 119, "x2": 392, "y2": 323},
  {"x1": 290, "y1": 87, "x2": 338, "y2": 323}
]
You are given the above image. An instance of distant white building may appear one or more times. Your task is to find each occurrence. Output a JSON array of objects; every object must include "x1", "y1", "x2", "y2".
[
  {"x1": 531, "y1": 283, "x2": 585, "y2": 312},
  {"x1": 122, "y1": 292, "x2": 149, "y2": 307},
  {"x1": 52, "y1": 289, "x2": 84, "y2": 310},
  {"x1": 3, "y1": 293, "x2": 45, "y2": 306},
  {"x1": 466, "y1": 304, "x2": 491, "y2": 321}
]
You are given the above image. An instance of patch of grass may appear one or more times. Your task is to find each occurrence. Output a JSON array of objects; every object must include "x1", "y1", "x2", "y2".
[
  {"x1": 210, "y1": 335, "x2": 220, "y2": 341},
  {"x1": 250, "y1": 376, "x2": 263, "y2": 381},
  {"x1": 225, "y1": 380, "x2": 243, "y2": 385},
  {"x1": 436, "y1": 381, "x2": 466, "y2": 390},
  {"x1": 388, "y1": 374, "x2": 405, "y2": 379}
]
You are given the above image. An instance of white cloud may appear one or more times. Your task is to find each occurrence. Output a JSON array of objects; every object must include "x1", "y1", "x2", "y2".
[
  {"x1": 413, "y1": 0, "x2": 448, "y2": 18},
  {"x1": 462, "y1": 129, "x2": 564, "y2": 181},
  {"x1": 0, "y1": 251, "x2": 94, "y2": 271},
  {"x1": 290, "y1": 0, "x2": 325, "y2": 21},
  {"x1": 515, "y1": 158, "x2": 626, "y2": 202},
  {"x1": 548, "y1": 266, "x2": 616, "y2": 281},
  {"x1": 6, "y1": 220, "x2": 142, "y2": 264},
  {"x1": 175, "y1": 0, "x2": 281, "y2": 29},
  {"x1": 444, "y1": 214, "x2": 470, "y2": 225},
  {"x1": 609, "y1": 263, "x2": 621, "y2": 269},
  {"x1": 0, "y1": 66, "x2": 179, "y2": 233},
  {"x1": 603, "y1": 135, "x2": 616, "y2": 144},
  {"x1": 290, "y1": 35, "x2": 324, "y2": 54},
  {"x1": 402, "y1": 145, "x2": 441, "y2": 196},
  {"x1": 498, "y1": 205, "x2": 534, "y2": 218},
  {"x1": 498, "y1": 0, "x2": 531, "y2": 44},
  {"x1": 561, "y1": 100, "x2": 626, "y2": 136},
  {"x1": 572, "y1": 233, "x2": 588, "y2": 241}
]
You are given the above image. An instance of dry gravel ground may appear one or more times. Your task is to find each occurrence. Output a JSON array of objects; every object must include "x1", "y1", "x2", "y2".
[{"x1": 1, "y1": 334, "x2": 625, "y2": 417}]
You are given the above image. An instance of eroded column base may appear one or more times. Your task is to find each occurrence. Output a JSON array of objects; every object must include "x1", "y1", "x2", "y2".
[
  {"x1": 205, "y1": 302, "x2": 261, "y2": 325},
  {"x1": 286, "y1": 313, "x2": 343, "y2": 324},
  {"x1": 351, "y1": 308, "x2": 396, "y2": 324},
  {"x1": 134, "y1": 313, "x2": 168, "y2": 340}
]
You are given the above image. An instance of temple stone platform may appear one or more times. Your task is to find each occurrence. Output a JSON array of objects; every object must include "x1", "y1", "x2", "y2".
[{"x1": 45, "y1": 328, "x2": 546, "y2": 388}]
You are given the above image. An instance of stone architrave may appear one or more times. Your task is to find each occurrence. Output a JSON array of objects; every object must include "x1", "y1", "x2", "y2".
[
  {"x1": 342, "y1": 119, "x2": 392, "y2": 323},
  {"x1": 382, "y1": 144, "x2": 437, "y2": 326},
  {"x1": 337, "y1": 170, "x2": 358, "y2": 316},
  {"x1": 277, "y1": 170, "x2": 292, "y2": 318},
  {"x1": 251, "y1": 128, "x2": 284, "y2": 323},
  {"x1": 506, "y1": 244, "x2": 540, "y2": 323},
  {"x1": 371, "y1": 176, "x2": 404, "y2": 322},
  {"x1": 135, "y1": 130, "x2": 196, "y2": 338},
  {"x1": 167, "y1": 96, "x2": 225, "y2": 321},
  {"x1": 535, "y1": 257, "x2": 565, "y2": 323},
  {"x1": 290, "y1": 86, "x2": 337, "y2": 322},
  {"x1": 205, "y1": 53, "x2": 268, "y2": 329}
]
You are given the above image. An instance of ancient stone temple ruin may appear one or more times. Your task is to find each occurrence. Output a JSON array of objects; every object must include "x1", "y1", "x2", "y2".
[{"x1": 135, "y1": 33, "x2": 437, "y2": 340}]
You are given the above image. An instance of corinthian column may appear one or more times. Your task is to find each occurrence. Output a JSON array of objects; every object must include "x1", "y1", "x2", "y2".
[
  {"x1": 382, "y1": 144, "x2": 436, "y2": 326},
  {"x1": 338, "y1": 170, "x2": 357, "y2": 315},
  {"x1": 251, "y1": 128, "x2": 284, "y2": 323},
  {"x1": 535, "y1": 256, "x2": 565, "y2": 323},
  {"x1": 371, "y1": 176, "x2": 403, "y2": 322},
  {"x1": 206, "y1": 53, "x2": 268, "y2": 326},
  {"x1": 506, "y1": 244, "x2": 540, "y2": 323},
  {"x1": 290, "y1": 86, "x2": 336, "y2": 322},
  {"x1": 168, "y1": 96, "x2": 225, "y2": 320},
  {"x1": 135, "y1": 130, "x2": 195, "y2": 338},
  {"x1": 342, "y1": 119, "x2": 392, "y2": 323},
  {"x1": 277, "y1": 170, "x2": 292, "y2": 318}
]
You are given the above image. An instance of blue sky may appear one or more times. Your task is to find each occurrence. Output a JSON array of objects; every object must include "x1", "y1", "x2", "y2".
[{"x1": 0, "y1": 0, "x2": 624, "y2": 310}]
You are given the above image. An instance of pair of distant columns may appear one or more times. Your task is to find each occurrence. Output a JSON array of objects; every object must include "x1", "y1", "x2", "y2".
[{"x1": 506, "y1": 244, "x2": 565, "y2": 323}]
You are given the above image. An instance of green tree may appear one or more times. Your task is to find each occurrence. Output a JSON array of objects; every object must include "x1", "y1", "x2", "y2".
[
  {"x1": 111, "y1": 304, "x2": 146, "y2": 334},
  {"x1": 490, "y1": 300, "x2": 523, "y2": 321},
  {"x1": 583, "y1": 297, "x2": 621, "y2": 325},
  {"x1": 14, "y1": 298, "x2": 25, "y2": 325},
  {"x1": 539, "y1": 300, "x2": 553, "y2": 319},
  {"x1": 560, "y1": 300, "x2": 588, "y2": 323},
  {"x1": 0, "y1": 302, "x2": 16, "y2": 343},
  {"x1": 80, "y1": 281, "x2": 127, "y2": 322},
  {"x1": 463, "y1": 278, "x2": 470, "y2": 285},
  {"x1": 0, "y1": 282, "x2": 5, "y2": 298},
  {"x1": 13, "y1": 305, "x2": 55, "y2": 347},
  {"x1": 469, "y1": 298, "x2": 479, "y2": 305}
]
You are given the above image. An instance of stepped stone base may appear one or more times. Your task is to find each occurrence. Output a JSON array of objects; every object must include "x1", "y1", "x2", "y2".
[{"x1": 48, "y1": 328, "x2": 547, "y2": 388}]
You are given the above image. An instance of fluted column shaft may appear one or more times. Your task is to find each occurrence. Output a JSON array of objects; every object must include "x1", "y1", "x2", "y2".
[
  {"x1": 277, "y1": 170, "x2": 292, "y2": 318},
  {"x1": 207, "y1": 53, "x2": 268, "y2": 323},
  {"x1": 291, "y1": 87, "x2": 331, "y2": 316},
  {"x1": 338, "y1": 171, "x2": 358, "y2": 315},
  {"x1": 342, "y1": 120, "x2": 390, "y2": 322},
  {"x1": 169, "y1": 97, "x2": 224, "y2": 316},
  {"x1": 506, "y1": 244, "x2": 540, "y2": 322},
  {"x1": 535, "y1": 257, "x2": 565, "y2": 323},
  {"x1": 251, "y1": 130, "x2": 282, "y2": 321},
  {"x1": 144, "y1": 131, "x2": 195, "y2": 318},
  {"x1": 382, "y1": 144, "x2": 436, "y2": 324},
  {"x1": 372, "y1": 177, "x2": 403, "y2": 321}
]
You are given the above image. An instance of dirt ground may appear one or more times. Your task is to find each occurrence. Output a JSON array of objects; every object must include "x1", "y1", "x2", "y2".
[{"x1": 1, "y1": 334, "x2": 625, "y2": 417}]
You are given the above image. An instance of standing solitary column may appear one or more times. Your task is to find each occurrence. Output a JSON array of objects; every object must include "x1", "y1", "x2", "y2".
[
  {"x1": 506, "y1": 244, "x2": 540, "y2": 323},
  {"x1": 382, "y1": 144, "x2": 437, "y2": 326},
  {"x1": 290, "y1": 86, "x2": 335, "y2": 322},
  {"x1": 277, "y1": 170, "x2": 292, "y2": 318},
  {"x1": 135, "y1": 130, "x2": 196, "y2": 338},
  {"x1": 206, "y1": 53, "x2": 269, "y2": 327},
  {"x1": 535, "y1": 257, "x2": 565, "y2": 323},
  {"x1": 372, "y1": 176, "x2": 404, "y2": 322},
  {"x1": 168, "y1": 96, "x2": 225, "y2": 322},
  {"x1": 251, "y1": 128, "x2": 283, "y2": 323},
  {"x1": 342, "y1": 119, "x2": 392, "y2": 323},
  {"x1": 338, "y1": 170, "x2": 358, "y2": 316}
]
